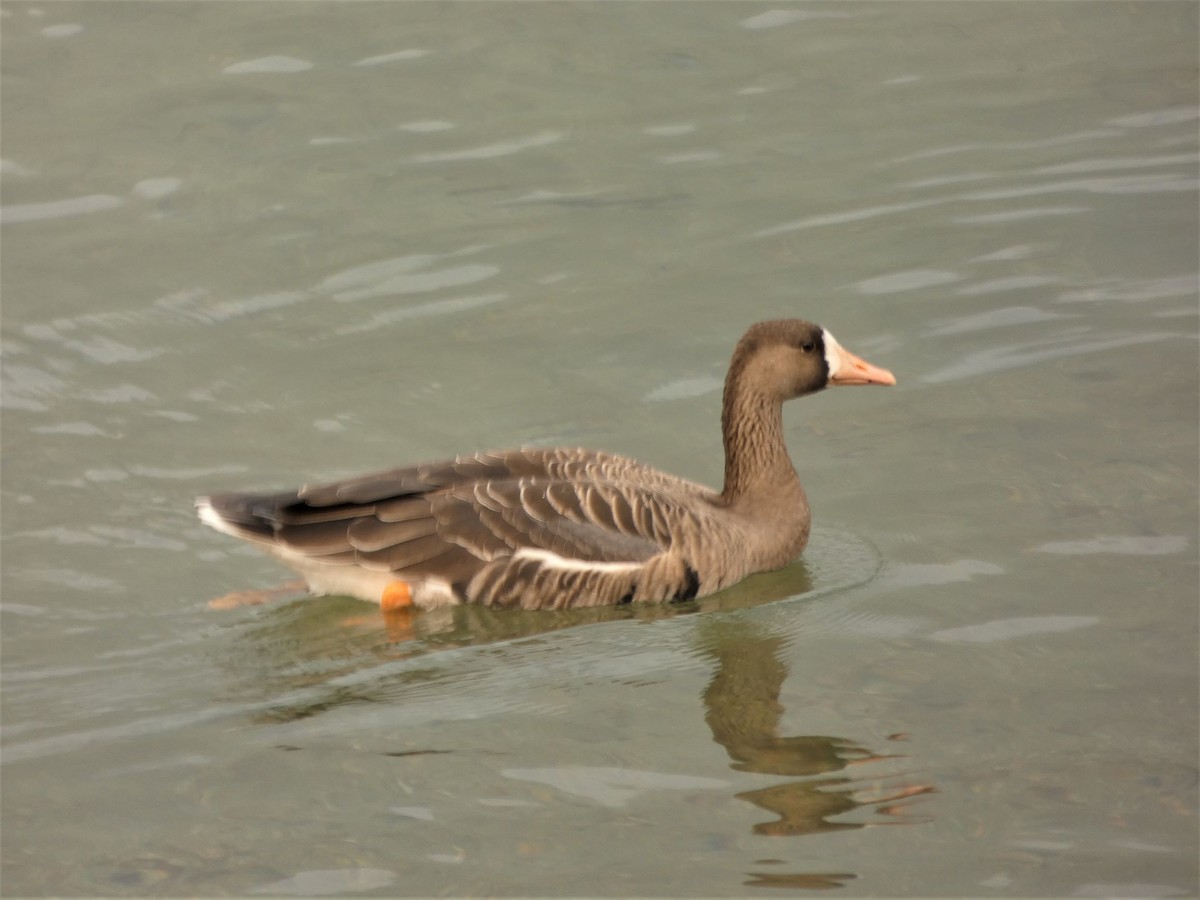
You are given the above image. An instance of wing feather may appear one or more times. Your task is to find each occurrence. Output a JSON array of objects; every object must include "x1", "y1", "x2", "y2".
[
  {"x1": 519, "y1": 481, "x2": 557, "y2": 523},
  {"x1": 374, "y1": 497, "x2": 432, "y2": 523},
  {"x1": 544, "y1": 481, "x2": 585, "y2": 518},
  {"x1": 276, "y1": 518, "x2": 362, "y2": 555},
  {"x1": 211, "y1": 448, "x2": 718, "y2": 593},
  {"x1": 356, "y1": 533, "x2": 458, "y2": 571},
  {"x1": 347, "y1": 516, "x2": 439, "y2": 553},
  {"x1": 582, "y1": 485, "x2": 619, "y2": 531}
]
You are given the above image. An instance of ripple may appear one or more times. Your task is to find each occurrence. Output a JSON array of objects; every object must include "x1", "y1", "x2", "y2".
[
  {"x1": 1032, "y1": 153, "x2": 1199, "y2": 176},
  {"x1": 398, "y1": 120, "x2": 454, "y2": 133},
  {"x1": 81, "y1": 526, "x2": 188, "y2": 551},
  {"x1": 955, "y1": 276, "x2": 1060, "y2": 296},
  {"x1": 329, "y1": 265, "x2": 499, "y2": 303},
  {"x1": 335, "y1": 292, "x2": 507, "y2": 335},
  {"x1": 408, "y1": 131, "x2": 563, "y2": 163},
  {"x1": 478, "y1": 797, "x2": 541, "y2": 808},
  {"x1": 14, "y1": 567, "x2": 123, "y2": 592},
  {"x1": 503, "y1": 766, "x2": 728, "y2": 807},
  {"x1": 1107, "y1": 106, "x2": 1199, "y2": 128},
  {"x1": 223, "y1": 55, "x2": 313, "y2": 74},
  {"x1": 954, "y1": 206, "x2": 1088, "y2": 224},
  {"x1": 1072, "y1": 883, "x2": 1192, "y2": 898},
  {"x1": 656, "y1": 150, "x2": 721, "y2": 164},
  {"x1": 251, "y1": 868, "x2": 397, "y2": 896},
  {"x1": 78, "y1": 383, "x2": 157, "y2": 404},
  {"x1": 880, "y1": 560, "x2": 1004, "y2": 588},
  {"x1": 149, "y1": 410, "x2": 198, "y2": 422},
  {"x1": 928, "y1": 307, "x2": 1071, "y2": 336},
  {"x1": 929, "y1": 616, "x2": 1099, "y2": 644},
  {"x1": 30, "y1": 421, "x2": 109, "y2": 436},
  {"x1": 41, "y1": 22, "x2": 83, "y2": 37},
  {"x1": 131, "y1": 178, "x2": 182, "y2": 199},
  {"x1": 642, "y1": 375, "x2": 724, "y2": 402},
  {"x1": 968, "y1": 244, "x2": 1040, "y2": 263},
  {"x1": 1, "y1": 363, "x2": 68, "y2": 411},
  {"x1": 81, "y1": 467, "x2": 128, "y2": 482},
  {"x1": 388, "y1": 805, "x2": 435, "y2": 820},
  {"x1": 0, "y1": 603, "x2": 49, "y2": 617},
  {"x1": 794, "y1": 609, "x2": 924, "y2": 639},
  {"x1": 754, "y1": 200, "x2": 937, "y2": 237},
  {"x1": 921, "y1": 331, "x2": 1174, "y2": 383},
  {"x1": 740, "y1": 9, "x2": 854, "y2": 29},
  {"x1": 127, "y1": 464, "x2": 249, "y2": 481},
  {"x1": 1, "y1": 194, "x2": 124, "y2": 225},
  {"x1": 644, "y1": 123, "x2": 696, "y2": 136},
  {"x1": 0, "y1": 158, "x2": 36, "y2": 178},
  {"x1": 99, "y1": 753, "x2": 210, "y2": 778},
  {"x1": 960, "y1": 173, "x2": 1198, "y2": 200},
  {"x1": 1055, "y1": 274, "x2": 1199, "y2": 304},
  {"x1": 903, "y1": 172, "x2": 998, "y2": 189},
  {"x1": 315, "y1": 247, "x2": 494, "y2": 298},
  {"x1": 308, "y1": 136, "x2": 363, "y2": 146},
  {"x1": 854, "y1": 269, "x2": 961, "y2": 295},
  {"x1": 17, "y1": 526, "x2": 108, "y2": 547},
  {"x1": 500, "y1": 188, "x2": 607, "y2": 206},
  {"x1": 353, "y1": 49, "x2": 429, "y2": 67},
  {"x1": 32, "y1": 332, "x2": 160, "y2": 364},
  {"x1": 159, "y1": 290, "x2": 309, "y2": 324},
  {"x1": 891, "y1": 129, "x2": 1125, "y2": 163},
  {"x1": 1, "y1": 703, "x2": 241, "y2": 766},
  {"x1": 316, "y1": 254, "x2": 437, "y2": 292},
  {"x1": 1035, "y1": 535, "x2": 1188, "y2": 556}
]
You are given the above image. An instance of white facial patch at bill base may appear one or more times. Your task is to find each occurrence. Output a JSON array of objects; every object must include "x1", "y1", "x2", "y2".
[{"x1": 822, "y1": 329, "x2": 845, "y2": 382}]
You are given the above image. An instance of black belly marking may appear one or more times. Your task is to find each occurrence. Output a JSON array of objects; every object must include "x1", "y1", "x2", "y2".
[{"x1": 672, "y1": 565, "x2": 701, "y2": 603}]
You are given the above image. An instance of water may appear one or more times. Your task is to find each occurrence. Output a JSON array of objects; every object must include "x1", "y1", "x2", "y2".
[{"x1": 2, "y1": 2, "x2": 1197, "y2": 896}]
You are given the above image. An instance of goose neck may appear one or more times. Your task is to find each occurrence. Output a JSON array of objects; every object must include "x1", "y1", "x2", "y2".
[{"x1": 719, "y1": 387, "x2": 800, "y2": 505}]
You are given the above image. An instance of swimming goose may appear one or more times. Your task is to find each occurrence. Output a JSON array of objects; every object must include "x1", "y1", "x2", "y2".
[{"x1": 197, "y1": 319, "x2": 895, "y2": 611}]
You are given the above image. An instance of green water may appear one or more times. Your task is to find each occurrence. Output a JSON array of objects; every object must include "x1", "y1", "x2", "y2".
[{"x1": 2, "y1": 2, "x2": 1196, "y2": 895}]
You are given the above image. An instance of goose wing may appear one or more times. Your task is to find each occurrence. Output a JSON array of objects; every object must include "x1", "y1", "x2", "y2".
[{"x1": 221, "y1": 448, "x2": 712, "y2": 590}]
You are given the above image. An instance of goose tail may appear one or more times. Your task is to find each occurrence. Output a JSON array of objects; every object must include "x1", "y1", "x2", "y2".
[{"x1": 195, "y1": 492, "x2": 285, "y2": 543}]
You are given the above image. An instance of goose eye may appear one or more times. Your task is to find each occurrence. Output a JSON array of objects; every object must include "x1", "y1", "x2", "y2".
[{"x1": 799, "y1": 341, "x2": 816, "y2": 353}]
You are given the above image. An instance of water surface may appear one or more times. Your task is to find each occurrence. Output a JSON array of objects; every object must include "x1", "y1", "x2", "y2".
[{"x1": 2, "y1": 2, "x2": 1197, "y2": 896}]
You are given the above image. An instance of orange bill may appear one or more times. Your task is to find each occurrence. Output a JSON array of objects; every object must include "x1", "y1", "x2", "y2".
[{"x1": 829, "y1": 347, "x2": 896, "y2": 386}]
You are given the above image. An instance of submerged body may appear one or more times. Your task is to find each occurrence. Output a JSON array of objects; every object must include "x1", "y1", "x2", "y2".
[{"x1": 197, "y1": 320, "x2": 895, "y2": 610}]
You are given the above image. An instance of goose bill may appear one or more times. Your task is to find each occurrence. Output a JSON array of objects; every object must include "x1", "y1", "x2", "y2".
[{"x1": 829, "y1": 348, "x2": 896, "y2": 386}]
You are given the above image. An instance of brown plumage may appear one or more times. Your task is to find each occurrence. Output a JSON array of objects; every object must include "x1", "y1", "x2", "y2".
[{"x1": 197, "y1": 320, "x2": 895, "y2": 610}]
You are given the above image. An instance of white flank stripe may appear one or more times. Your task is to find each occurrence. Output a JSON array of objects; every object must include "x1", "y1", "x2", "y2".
[{"x1": 514, "y1": 548, "x2": 644, "y2": 574}]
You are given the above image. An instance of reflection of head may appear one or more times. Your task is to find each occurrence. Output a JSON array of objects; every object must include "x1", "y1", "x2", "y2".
[
  {"x1": 737, "y1": 778, "x2": 863, "y2": 837},
  {"x1": 699, "y1": 617, "x2": 933, "y2": 841}
]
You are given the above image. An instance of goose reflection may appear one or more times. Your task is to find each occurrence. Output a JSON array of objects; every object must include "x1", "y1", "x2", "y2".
[
  {"x1": 220, "y1": 561, "x2": 825, "y2": 719},
  {"x1": 698, "y1": 616, "x2": 934, "y2": 888},
  {"x1": 219, "y1": 559, "x2": 933, "y2": 893}
]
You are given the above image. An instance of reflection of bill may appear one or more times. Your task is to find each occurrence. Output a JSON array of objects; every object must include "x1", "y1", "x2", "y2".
[{"x1": 699, "y1": 620, "x2": 935, "y2": 888}]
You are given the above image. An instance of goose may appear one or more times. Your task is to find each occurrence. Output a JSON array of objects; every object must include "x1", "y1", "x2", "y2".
[{"x1": 196, "y1": 319, "x2": 895, "y2": 611}]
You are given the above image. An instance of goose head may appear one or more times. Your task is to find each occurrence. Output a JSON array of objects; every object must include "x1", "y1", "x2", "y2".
[{"x1": 729, "y1": 319, "x2": 896, "y2": 403}]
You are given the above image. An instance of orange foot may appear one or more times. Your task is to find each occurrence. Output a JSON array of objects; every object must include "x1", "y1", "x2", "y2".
[
  {"x1": 380, "y1": 582, "x2": 416, "y2": 640},
  {"x1": 208, "y1": 579, "x2": 307, "y2": 610},
  {"x1": 340, "y1": 582, "x2": 416, "y2": 640},
  {"x1": 381, "y1": 580, "x2": 414, "y2": 612}
]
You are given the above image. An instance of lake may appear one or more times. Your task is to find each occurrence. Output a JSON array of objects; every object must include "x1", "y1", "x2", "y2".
[{"x1": 2, "y1": 2, "x2": 1197, "y2": 896}]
